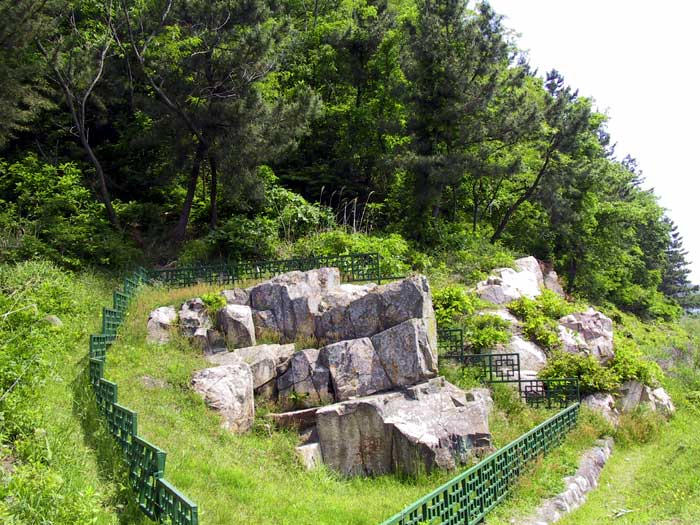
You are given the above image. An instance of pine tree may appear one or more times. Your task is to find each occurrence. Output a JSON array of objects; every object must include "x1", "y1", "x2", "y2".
[{"x1": 660, "y1": 218, "x2": 699, "y2": 310}]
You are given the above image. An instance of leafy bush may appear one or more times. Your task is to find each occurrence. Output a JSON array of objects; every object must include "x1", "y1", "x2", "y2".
[
  {"x1": 539, "y1": 351, "x2": 619, "y2": 395},
  {"x1": 291, "y1": 229, "x2": 412, "y2": 278},
  {"x1": 467, "y1": 315, "x2": 511, "y2": 352},
  {"x1": 265, "y1": 185, "x2": 334, "y2": 241},
  {"x1": 203, "y1": 215, "x2": 280, "y2": 261},
  {"x1": 429, "y1": 229, "x2": 515, "y2": 284},
  {"x1": 522, "y1": 316, "x2": 562, "y2": 352},
  {"x1": 0, "y1": 155, "x2": 139, "y2": 269},
  {"x1": 432, "y1": 285, "x2": 479, "y2": 327},
  {"x1": 201, "y1": 292, "x2": 226, "y2": 312},
  {"x1": 609, "y1": 336, "x2": 663, "y2": 386},
  {"x1": 508, "y1": 291, "x2": 582, "y2": 352}
]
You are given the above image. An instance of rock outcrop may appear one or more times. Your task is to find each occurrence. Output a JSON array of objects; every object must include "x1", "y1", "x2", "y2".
[
  {"x1": 208, "y1": 343, "x2": 295, "y2": 397},
  {"x1": 146, "y1": 306, "x2": 177, "y2": 343},
  {"x1": 179, "y1": 298, "x2": 211, "y2": 337},
  {"x1": 277, "y1": 349, "x2": 333, "y2": 407},
  {"x1": 558, "y1": 308, "x2": 615, "y2": 365},
  {"x1": 243, "y1": 270, "x2": 435, "y2": 347},
  {"x1": 582, "y1": 393, "x2": 619, "y2": 425},
  {"x1": 248, "y1": 268, "x2": 341, "y2": 341},
  {"x1": 218, "y1": 304, "x2": 256, "y2": 348},
  {"x1": 616, "y1": 380, "x2": 675, "y2": 417},
  {"x1": 502, "y1": 335, "x2": 547, "y2": 378},
  {"x1": 191, "y1": 361, "x2": 255, "y2": 433},
  {"x1": 277, "y1": 318, "x2": 438, "y2": 405},
  {"x1": 476, "y1": 256, "x2": 544, "y2": 305},
  {"x1": 316, "y1": 378, "x2": 492, "y2": 477},
  {"x1": 221, "y1": 288, "x2": 250, "y2": 306}
]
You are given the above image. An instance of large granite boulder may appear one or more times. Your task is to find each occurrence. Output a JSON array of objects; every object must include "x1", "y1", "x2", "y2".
[
  {"x1": 191, "y1": 361, "x2": 255, "y2": 433},
  {"x1": 476, "y1": 256, "x2": 544, "y2": 305},
  {"x1": 221, "y1": 288, "x2": 250, "y2": 306},
  {"x1": 315, "y1": 275, "x2": 435, "y2": 344},
  {"x1": 208, "y1": 343, "x2": 295, "y2": 397},
  {"x1": 279, "y1": 318, "x2": 439, "y2": 405},
  {"x1": 277, "y1": 349, "x2": 333, "y2": 407},
  {"x1": 321, "y1": 338, "x2": 392, "y2": 401},
  {"x1": 146, "y1": 306, "x2": 177, "y2": 343},
  {"x1": 192, "y1": 327, "x2": 227, "y2": 355},
  {"x1": 370, "y1": 318, "x2": 438, "y2": 387},
  {"x1": 558, "y1": 308, "x2": 614, "y2": 365},
  {"x1": 248, "y1": 268, "x2": 341, "y2": 341},
  {"x1": 218, "y1": 304, "x2": 256, "y2": 348},
  {"x1": 243, "y1": 270, "x2": 436, "y2": 347},
  {"x1": 179, "y1": 298, "x2": 211, "y2": 337},
  {"x1": 543, "y1": 268, "x2": 566, "y2": 297},
  {"x1": 616, "y1": 380, "x2": 675, "y2": 417},
  {"x1": 316, "y1": 378, "x2": 492, "y2": 477},
  {"x1": 498, "y1": 335, "x2": 547, "y2": 380}
]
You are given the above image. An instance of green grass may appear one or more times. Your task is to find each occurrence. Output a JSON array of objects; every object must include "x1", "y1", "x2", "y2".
[
  {"x1": 485, "y1": 407, "x2": 612, "y2": 524},
  {"x1": 0, "y1": 261, "x2": 145, "y2": 524},
  {"x1": 552, "y1": 382, "x2": 700, "y2": 525},
  {"x1": 105, "y1": 283, "x2": 573, "y2": 525}
]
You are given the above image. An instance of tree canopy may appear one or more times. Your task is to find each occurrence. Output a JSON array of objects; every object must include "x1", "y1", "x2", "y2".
[{"x1": 0, "y1": 0, "x2": 694, "y2": 318}]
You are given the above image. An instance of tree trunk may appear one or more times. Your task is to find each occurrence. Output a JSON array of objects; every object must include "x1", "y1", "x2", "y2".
[
  {"x1": 209, "y1": 153, "x2": 218, "y2": 230},
  {"x1": 173, "y1": 141, "x2": 206, "y2": 243},
  {"x1": 490, "y1": 143, "x2": 555, "y2": 243},
  {"x1": 79, "y1": 132, "x2": 120, "y2": 229}
]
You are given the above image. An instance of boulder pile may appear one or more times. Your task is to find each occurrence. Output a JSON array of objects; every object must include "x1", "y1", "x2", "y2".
[{"x1": 146, "y1": 268, "x2": 492, "y2": 477}]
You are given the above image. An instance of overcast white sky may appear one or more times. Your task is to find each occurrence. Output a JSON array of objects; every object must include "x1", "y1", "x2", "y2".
[{"x1": 487, "y1": 0, "x2": 700, "y2": 284}]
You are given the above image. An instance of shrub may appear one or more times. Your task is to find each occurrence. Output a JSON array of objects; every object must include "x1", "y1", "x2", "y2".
[
  {"x1": 508, "y1": 291, "x2": 582, "y2": 352},
  {"x1": 291, "y1": 229, "x2": 412, "y2": 278},
  {"x1": 204, "y1": 215, "x2": 279, "y2": 260},
  {"x1": 522, "y1": 316, "x2": 562, "y2": 352},
  {"x1": 609, "y1": 336, "x2": 663, "y2": 386},
  {"x1": 539, "y1": 351, "x2": 619, "y2": 395},
  {"x1": 201, "y1": 292, "x2": 226, "y2": 312},
  {"x1": 467, "y1": 315, "x2": 511, "y2": 352},
  {"x1": 265, "y1": 185, "x2": 334, "y2": 241},
  {"x1": 0, "y1": 155, "x2": 139, "y2": 269},
  {"x1": 432, "y1": 285, "x2": 479, "y2": 327}
]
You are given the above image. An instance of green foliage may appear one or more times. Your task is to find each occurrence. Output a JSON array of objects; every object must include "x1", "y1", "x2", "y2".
[
  {"x1": 609, "y1": 336, "x2": 663, "y2": 387},
  {"x1": 467, "y1": 315, "x2": 512, "y2": 352},
  {"x1": 201, "y1": 292, "x2": 226, "y2": 312},
  {"x1": 438, "y1": 361, "x2": 483, "y2": 390},
  {"x1": 0, "y1": 260, "x2": 142, "y2": 523},
  {"x1": 0, "y1": 155, "x2": 138, "y2": 269},
  {"x1": 196, "y1": 215, "x2": 280, "y2": 261},
  {"x1": 265, "y1": 183, "x2": 335, "y2": 242},
  {"x1": 508, "y1": 291, "x2": 577, "y2": 351},
  {"x1": 539, "y1": 351, "x2": 619, "y2": 395},
  {"x1": 613, "y1": 407, "x2": 664, "y2": 447},
  {"x1": 432, "y1": 285, "x2": 478, "y2": 326},
  {"x1": 290, "y1": 229, "x2": 412, "y2": 277}
]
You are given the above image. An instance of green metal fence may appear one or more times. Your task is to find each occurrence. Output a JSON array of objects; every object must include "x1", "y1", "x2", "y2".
[
  {"x1": 147, "y1": 252, "x2": 382, "y2": 287},
  {"x1": 87, "y1": 269, "x2": 199, "y2": 525},
  {"x1": 445, "y1": 353, "x2": 522, "y2": 383},
  {"x1": 379, "y1": 402, "x2": 580, "y2": 525}
]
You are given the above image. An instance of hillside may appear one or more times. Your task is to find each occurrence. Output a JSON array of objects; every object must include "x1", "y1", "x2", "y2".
[{"x1": 1, "y1": 0, "x2": 700, "y2": 523}]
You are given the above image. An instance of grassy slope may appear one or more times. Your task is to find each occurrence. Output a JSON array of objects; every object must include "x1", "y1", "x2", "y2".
[
  {"x1": 106, "y1": 283, "x2": 574, "y2": 525},
  {"x1": 0, "y1": 263, "x2": 145, "y2": 524},
  {"x1": 484, "y1": 312, "x2": 700, "y2": 525},
  {"x1": 554, "y1": 387, "x2": 700, "y2": 525},
  {"x1": 107, "y1": 283, "x2": 452, "y2": 525}
]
